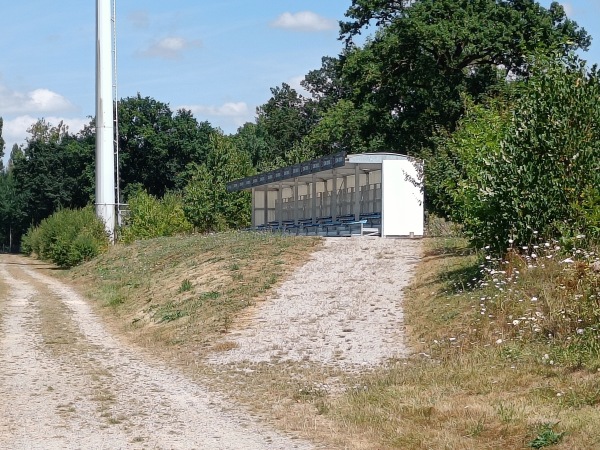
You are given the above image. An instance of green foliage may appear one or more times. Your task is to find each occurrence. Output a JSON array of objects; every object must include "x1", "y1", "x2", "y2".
[
  {"x1": 5, "y1": 119, "x2": 95, "y2": 249},
  {"x1": 305, "y1": 0, "x2": 590, "y2": 155},
  {"x1": 178, "y1": 279, "x2": 193, "y2": 293},
  {"x1": 0, "y1": 117, "x2": 5, "y2": 173},
  {"x1": 0, "y1": 171, "x2": 27, "y2": 252},
  {"x1": 528, "y1": 423, "x2": 565, "y2": 448},
  {"x1": 120, "y1": 190, "x2": 193, "y2": 243},
  {"x1": 247, "y1": 0, "x2": 590, "y2": 161},
  {"x1": 434, "y1": 56, "x2": 600, "y2": 252},
  {"x1": 183, "y1": 134, "x2": 253, "y2": 232},
  {"x1": 117, "y1": 95, "x2": 217, "y2": 197},
  {"x1": 21, "y1": 207, "x2": 109, "y2": 268},
  {"x1": 255, "y1": 83, "x2": 319, "y2": 165}
]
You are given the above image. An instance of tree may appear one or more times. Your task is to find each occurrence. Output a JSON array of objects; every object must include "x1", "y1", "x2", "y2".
[
  {"x1": 118, "y1": 94, "x2": 217, "y2": 197},
  {"x1": 233, "y1": 122, "x2": 272, "y2": 169},
  {"x1": 0, "y1": 117, "x2": 5, "y2": 172},
  {"x1": 183, "y1": 134, "x2": 254, "y2": 232},
  {"x1": 8, "y1": 119, "x2": 95, "y2": 247},
  {"x1": 255, "y1": 83, "x2": 319, "y2": 166},
  {"x1": 0, "y1": 171, "x2": 27, "y2": 251},
  {"x1": 8, "y1": 143, "x2": 23, "y2": 172},
  {"x1": 312, "y1": 0, "x2": 592, "y2": 155}
]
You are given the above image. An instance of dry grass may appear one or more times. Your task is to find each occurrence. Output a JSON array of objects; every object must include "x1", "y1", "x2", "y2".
[
  {"x1": 54, "y1": 233, "x2": 600, "y2": 449},
  {"x1": 322, "y1": 237, "x2": 600, "y2": 449},
  {"x1": 66, "y1": 231, "x2": 321, "y2": 354}
]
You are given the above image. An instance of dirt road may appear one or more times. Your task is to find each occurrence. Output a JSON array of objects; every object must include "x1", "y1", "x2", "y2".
[
  {"x1": 209, "y1": 237, "x2": 421, "y2": 370},
  {"x1": 0, "y1": 254, "x2": 313, "y2": 450}
]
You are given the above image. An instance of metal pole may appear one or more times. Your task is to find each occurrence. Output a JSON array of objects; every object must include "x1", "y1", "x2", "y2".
[
  {"x1": 96, "y1": 0, "x2": 116, "y2": 241},
  {"x1": 112, "y1": 0, "x2": 121, "y2": 227}
]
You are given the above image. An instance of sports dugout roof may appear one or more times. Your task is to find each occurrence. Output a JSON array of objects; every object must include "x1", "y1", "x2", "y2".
[{"x1": 227, "y1": 152, "x2": 424, "y2": 237}]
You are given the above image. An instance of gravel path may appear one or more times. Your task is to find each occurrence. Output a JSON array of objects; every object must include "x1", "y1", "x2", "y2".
[
  {"x1": 0, "y1": 255, "x2": 314, "y2": 450},
  {"x1": 208, "y1": 237, "x2": 422, "y2": 369}
]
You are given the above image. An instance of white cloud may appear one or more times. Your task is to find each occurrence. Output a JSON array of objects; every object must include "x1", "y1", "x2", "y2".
[
  {"x1": 183, "y1": 102, "x2": 250, "y2": 117},
  {"x1": 179, "y1": 102, "x2": 254, "y2": 132},
  {"x1": 287, "y1": 75, "x2": 310, "y2": 97},
  {"x1": 138, "y1": 36, "x2": 202, "y2": 60},
  {"x1": 2, "y1": 115, "x2": 88, "y2": 148},
  {"x1": 271, "y1": 11, "x2": 336, "y2": 32},
  {"x1": 0, "y1": 84, "x2": 74, "y2": 115}
]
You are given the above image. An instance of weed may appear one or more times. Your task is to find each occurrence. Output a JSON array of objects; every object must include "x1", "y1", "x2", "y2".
[
  {"x1": 160, "y1": 310, "x2": 186, "y2": 323},
  {"x1": 466, "y1": 416, "x2": 486, "y2": 437},
  {"x1": 200, "y1": 291, "x2": 221, "y2": 301},
  {"x1": 528, "y1": 423, "x2": 564, "y2": 448},
  {"x1": 106, "y1": 294, "x2": 125, "y2": 307},
  {"x1": 178, "y1": 279, "x2": 193, "y2": 293},
  {"x1": 495, "y1": 401, "x2": 522, "y2": 424}
]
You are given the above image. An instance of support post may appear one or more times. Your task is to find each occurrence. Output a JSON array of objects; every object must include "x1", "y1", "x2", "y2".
[
  {"x1": 293, "y1": 178, "x2": 299, "y2": 224},
  {"x1": 354, "y1": 165, "x2": 361, "y2": 221},
  {"x1": 263, "y1": 188, "x2": 268, "y2": 226},
  {"x1": 311, "y1": 174, "x2": 317, "y2": 221},
  {"x1": 251, "y1": 188, "x2": 256, "y2": 228},
  {"x1": 332, "y1": 169, "x2": 338, "y2": 221},
  {"x1": 277, "y1": 183, "x2": 283, "y2": 226}
]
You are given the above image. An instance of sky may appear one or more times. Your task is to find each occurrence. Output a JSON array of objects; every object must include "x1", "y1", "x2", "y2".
[{"x1": 1, "y1": 0, "x2": 600, "y2": 167}]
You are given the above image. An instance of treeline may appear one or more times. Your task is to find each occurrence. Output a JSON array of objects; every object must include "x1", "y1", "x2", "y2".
[
  {"x1": 1, "y1": 0, "x2": 599, "y2": 253},
  {"x1": 0, "y1": 98, "x2": 253, "y2": 251}
]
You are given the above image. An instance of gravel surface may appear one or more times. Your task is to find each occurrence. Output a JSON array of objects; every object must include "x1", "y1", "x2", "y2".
[
  {"x1": 0, "y1": 255, "x2": 314, "y2": 450},
  {"x1": 208, "y1": 237, "x2": 422, "y2": 370}
]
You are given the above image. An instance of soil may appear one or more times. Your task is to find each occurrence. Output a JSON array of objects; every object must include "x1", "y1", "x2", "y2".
[
  {"x1": 0, "y1": 254, "x2": 314, "y2": 450},
  {"x1": 208, "y1": 237, "x2": 421, "y2": 369},
  {"x1": 0, "y1": 236, "x2": 422, "y2": 449}
]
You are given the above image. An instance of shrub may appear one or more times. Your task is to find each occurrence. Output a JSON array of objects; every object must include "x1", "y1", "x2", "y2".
[
  {"x1": 21, "y1": 207, "x2": 109, "y2": 268},
  {"x1": 120, "y1": 190, "x2": 193, "y2": 243},
  {"x1": 433, "y1": 55, "x2": 600, "y2": 253}
]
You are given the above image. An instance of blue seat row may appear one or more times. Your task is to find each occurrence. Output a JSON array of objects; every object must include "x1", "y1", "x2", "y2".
[{"x1": 253, "y1": 213, "x2": 381, "y2": 237}]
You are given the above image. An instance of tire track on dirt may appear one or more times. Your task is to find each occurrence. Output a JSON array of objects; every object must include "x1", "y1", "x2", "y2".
[
  {"x1": 0, "y1": 255, "x2": 315, "y2": 450},
  {"x1": 0, "y1": 264, "x2": 132, "y2": 449}
]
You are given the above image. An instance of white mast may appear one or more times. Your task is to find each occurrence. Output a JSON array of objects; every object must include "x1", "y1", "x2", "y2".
[
  {"x1": 96, "y1": 0, "x2": 116, "y2": 241},
  {"x1": 112, "y1": 0, "x2": 122, "y2": 227}
]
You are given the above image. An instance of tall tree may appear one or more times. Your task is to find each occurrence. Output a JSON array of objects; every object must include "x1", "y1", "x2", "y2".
[
  {"x1": 8, "y1": 119, "x2": 95, "y2": 245},
  {"x1": 255, "y1": 83, "x2": 319, "y2": 166},
  {"x1": 8, "y1": 143, "x2": 23, "y2": 172},
  {"x1": 183, "y1": 134, "x2": 254, "y2": 232},
  {"x1": 118, "y1": 94, "x2": 217, "y2": 197},
  {"x1": 308, "y1": 0, "x2": 591, "y2": 155},
  {"x1": 0, "y1": 117, "x2": 5, "y2": 172},
  {"x1": 431, "y1": 55, "x2": 600, "y2": 250},
  {"x1": 0, "y1": 171, "x2": 26, "y2": 251}
]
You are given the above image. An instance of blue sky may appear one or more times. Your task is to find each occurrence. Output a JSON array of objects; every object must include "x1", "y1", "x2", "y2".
[{"x1": 1, "y1": 0, "x2": 599, "y2": 166}]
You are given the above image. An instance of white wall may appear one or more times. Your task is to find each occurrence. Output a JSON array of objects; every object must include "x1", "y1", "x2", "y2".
[{"x1": 381, "y1": 160, "x2": 424, "y2": 237}]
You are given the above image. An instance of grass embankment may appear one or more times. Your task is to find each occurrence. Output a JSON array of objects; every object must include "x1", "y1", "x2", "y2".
[
  {"x1": 327, "y1": 237, "x2": 600, "y2": 449},
  {"x1": 64, "y1": 233, "x2": 600, "y2": 449},
  {"x1": 67, "y1": 232, "x2": 320, "y2": 351}
]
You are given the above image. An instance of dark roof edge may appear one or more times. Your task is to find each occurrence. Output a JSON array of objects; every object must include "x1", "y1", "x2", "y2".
[{"x1": 226, "y1": 151, "x2": 347, "y2": 193}]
